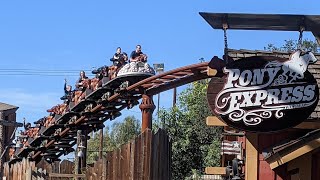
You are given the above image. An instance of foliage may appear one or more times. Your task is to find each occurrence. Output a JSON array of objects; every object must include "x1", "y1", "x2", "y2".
[
  {"x1": 158, "y1": 80, "x2": 222, "y2": 180},
  {"x1": 109, "y1": 116, "x2": 140, "y2": 148},
  {"x1": 86, "y1": 116, "x2": 140, "y2": 164},
  {"x1": 264, "y1": 39, "x2": 319, "y2": 52}
]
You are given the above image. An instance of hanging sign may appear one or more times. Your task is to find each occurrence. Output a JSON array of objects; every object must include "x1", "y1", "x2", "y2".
[{"x1": 207, "y1": 50, "x2": 319, "y2": 132}]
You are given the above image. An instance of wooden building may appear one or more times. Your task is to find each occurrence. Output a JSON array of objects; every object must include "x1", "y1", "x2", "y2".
[
  {"x1": 0, "y1": 102, "x2": 19, "y2": 172},
  {"x1": 205, "y1": 49, "x2": 320, "y2": 180},
  {"x1": 200, "y1": 13, "x2": 320, "y2": 180}
]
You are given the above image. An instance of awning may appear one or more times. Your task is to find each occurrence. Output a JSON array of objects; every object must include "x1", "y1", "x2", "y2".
[{"x1": 264, "y1": 129, "x2": 320, "y2": 169}]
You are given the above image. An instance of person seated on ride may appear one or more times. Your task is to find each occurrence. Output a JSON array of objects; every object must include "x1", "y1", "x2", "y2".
[
  {"x1": 23, "y1": 118, "x2": 31, "y2": 131},
  {"x1": 60, "y1": 79, "x2": 73, "y2": 104},
  {"x1": 75, "y1": 71, "x2": 89, "y2": 91},
  {"x1": 130, "y1": 45, "x2": 147, "y2": 62},
  {"x1": 109, "y1": 47, "x2": 128, "y2": 78},
  {"x1": 9, "y1": 147, "x2": 15, "y2": 159}
]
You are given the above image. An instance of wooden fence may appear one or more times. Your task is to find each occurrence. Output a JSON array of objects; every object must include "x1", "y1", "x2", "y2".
[
  {"x1": 86, "y1": 128, "x2": 171, "y2": 180},
  {"x1": 2, "y1": 128, "x2": 171, "y2": 180},
  {"x1": 2, "y1": 158, "x2": 76, "y2": 180}
]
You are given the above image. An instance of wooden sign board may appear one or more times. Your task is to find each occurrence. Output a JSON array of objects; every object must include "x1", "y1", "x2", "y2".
[{"x1": 207, "y1": 50, "x2": 319, "y2": 132}]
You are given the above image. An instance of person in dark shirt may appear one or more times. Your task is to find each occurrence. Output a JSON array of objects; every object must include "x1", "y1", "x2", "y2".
[
  {"x1": 109, "y1": 47, "x2": 128, "y2": 78},
  {"x1": 60, "y1": 78, "x2": 73, "y2": 103},
  {"x1": 130, "y1": 45, "x2": 147, "y2": 62},
  {"x1": 75, "y1": 71, "x2": 89, "y2": 91},
  {"x1": 110, "y1": 47, "x2": 127, "y2": 67}
]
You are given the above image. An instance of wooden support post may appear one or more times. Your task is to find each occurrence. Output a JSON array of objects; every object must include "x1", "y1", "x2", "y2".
[
  {"x1": 245, "y1": 133, "x2": 258, "y2": 180},
  {"x1": 139, "y1": 95, "x2": 155, "y2": 132},
  {"x1": 99, "y1": 128, "x2": 103, "y2": 159},
  {"x1": 75, "y1": 130, "x2": 81, "y2": 175},
  {"x1": 81, "y1": 130, "x2": 87, "y2": 172}
]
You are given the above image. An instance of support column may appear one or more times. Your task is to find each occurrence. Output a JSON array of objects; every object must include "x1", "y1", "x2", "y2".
[
  {"x1": 139, "y1": 94, "x2": 155, "y2": 132},
  {"x1": 81, "y1": 130, "x2": 87, "y2": 172},
  {"x1": 245, "y1": 133, "x2": 258, "y2": 180}
]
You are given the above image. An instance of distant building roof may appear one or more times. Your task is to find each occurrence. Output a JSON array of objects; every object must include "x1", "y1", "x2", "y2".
[{"x1": 0, "y1": 102, "x2": 19, "y2": 111}]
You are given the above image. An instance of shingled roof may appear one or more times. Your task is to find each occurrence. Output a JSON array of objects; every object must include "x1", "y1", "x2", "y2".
[{"x1": 0, "y1": 102, "x2": 19, "y2": 111}]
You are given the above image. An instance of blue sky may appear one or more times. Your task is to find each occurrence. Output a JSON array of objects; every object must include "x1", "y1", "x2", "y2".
[{"x1": 1, "y1": 0, "x2": 319, "y2": 127}]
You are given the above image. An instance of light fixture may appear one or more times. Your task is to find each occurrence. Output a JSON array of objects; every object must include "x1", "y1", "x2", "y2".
[{"x1": 153, "y1": 63, "x2": 164, "y2": 73}]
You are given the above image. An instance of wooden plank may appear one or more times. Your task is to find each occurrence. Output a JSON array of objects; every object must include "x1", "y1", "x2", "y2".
[
  {"x1": 206, "y1": 116, "x2": 227, "y2": 126},
  {"x1": 112, "y1": 150, "x2": 117, "y2": 180},
  {"x1": 143, "y1": 130, "x2": 152, "y2": 180},
  {"x1": 133, "y1": 134, "x2": 140, "y2": 180},
  {"x1": 200, "y1": 13, "x2": 320, "y2": 31},
  {"x1": 207, "y1": 67, "x2": 217, "y2": 76},
  {"x1": 205, "y1": 167, "x2": 227, "y2": 175},
  {"x1": 151, "y1": 130, "x2": 158, "y2": 180},
  {"x1": 49, "y1": 173, "x2": 86, "y2": 178},
  {"x1": 269, "y1": 138, "x2": 320, "y2": 169},
  {"x1": 120, "y1": 143, "x2": 129, "y2": 179},
  {"x1": 294, "y1": 121, "x2": 320, "y2": 129},
  {"x1": 129, "y1": 137, "x2": 135, "y2": 180},
  {"x1": 107, "y1": 152, "x2": 112, "y2": 180},
  {"x1": 245, "y1": 133, "x2": 258, "y2": 180}
]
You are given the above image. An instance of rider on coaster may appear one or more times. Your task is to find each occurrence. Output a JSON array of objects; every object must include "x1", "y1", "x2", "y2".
[
  {"x1": 130, "y1": 44, "x2": 147, "y2": 62},
  {"x1": 109, "y1": 47, "x2": 128, "y2": 78},
  {"x1": 60, "y1": 78, "x2": 73, "y2": 104},
  {"x1": 75, "y1": 71, "x2": 89, "y2": 91}
]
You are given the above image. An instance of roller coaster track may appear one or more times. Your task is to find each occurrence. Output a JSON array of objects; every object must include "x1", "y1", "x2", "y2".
[{"x1": 10, "y1": 60, "x2": 216, "y2": 163}]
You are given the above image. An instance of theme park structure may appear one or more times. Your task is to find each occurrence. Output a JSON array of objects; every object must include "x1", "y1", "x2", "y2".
[
  {"x1": 7, "y1": 59, "x2": 216, "y2": 164},
  {"x1": 201, "y1": 13, "x2": 320, "y2": 180},
  {"x1": 3, "y1": 13, "x2": 320, "y2": 180}
]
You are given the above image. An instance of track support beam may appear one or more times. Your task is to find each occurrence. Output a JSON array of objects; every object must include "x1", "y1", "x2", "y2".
[{"x1": 139, "y1": 94, "x2": 155, "y2": 132}]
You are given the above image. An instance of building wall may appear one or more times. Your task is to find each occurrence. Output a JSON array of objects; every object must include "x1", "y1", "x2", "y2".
[
  {"x1": 0, "y1": 109, "x2": 17, "y2": 164},
  {"x1": 287, "y1": 152, "x2": 312, "y2": 180}
]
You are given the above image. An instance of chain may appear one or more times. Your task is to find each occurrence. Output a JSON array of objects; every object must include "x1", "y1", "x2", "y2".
[
  {"x1": 223, "y1": 23, "x2": 228, "y2": 51},
  {"x1": 223, "y1": 23, "x2": 229, "y2": 62},
  {"x1": 297, "y1": 26, "x2": 304, "y2": 49}
]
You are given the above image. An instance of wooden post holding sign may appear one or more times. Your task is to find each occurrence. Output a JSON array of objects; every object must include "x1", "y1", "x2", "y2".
[{"x1": 207, "y1": 50, "x2": 319, "y2": 132}]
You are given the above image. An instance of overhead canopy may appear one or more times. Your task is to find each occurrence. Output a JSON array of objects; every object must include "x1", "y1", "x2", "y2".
[
  {"x1": 199, "y1": 12, "x2": 320, "y2": 32},
  {"x1": 264, "y1": 129, "x2": 320, "y2": 169}
]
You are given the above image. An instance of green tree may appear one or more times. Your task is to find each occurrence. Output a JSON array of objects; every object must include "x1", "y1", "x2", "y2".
[
  {"x1": 86, "y1": 116, "x2": 140, "y2": 164},
  {"x1": 110, "y1": 116, "x2": 140, "y2": 148},
  {"x1": 265, "y1": 39, "x2": 319, "y2": 52},
  {"x1": 158, "y1": 80, "x2": 222, "y2": 179}
]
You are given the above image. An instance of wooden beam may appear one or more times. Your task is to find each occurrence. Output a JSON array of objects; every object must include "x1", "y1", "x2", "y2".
[
  {"x1": 294, "y1": 121, "x2": 320, "y2": 129},
  {"x1": 312, "y1": 31, "x2": 320, "y2": 45},
  {"x1": 206, "y1": 116, "x2": 227, "y2": 126},
  {"x1": 49, "y1": 173, "x2": 86, "y2": 178},
  {"x1": 269, "y1": 138, "x2": 320, "y2": 169},
  {"x1": 207, "y1": 67, "x2": 217, "y2": 76},
  {"x1": 245, "y1": 133, "x2": 258, "y2": 180},
  {"x1": 205, "y1": 167, "x2": 226, "y2": 175}
]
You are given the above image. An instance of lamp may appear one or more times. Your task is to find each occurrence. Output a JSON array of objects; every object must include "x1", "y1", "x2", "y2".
[{"x1": 153, "y1": 63, "x2": 164, "y2": 73}]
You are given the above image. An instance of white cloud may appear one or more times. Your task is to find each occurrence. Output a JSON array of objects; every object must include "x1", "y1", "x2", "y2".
[{"x1": 0, "y1": 89, "x2": 61, "y2": 121}]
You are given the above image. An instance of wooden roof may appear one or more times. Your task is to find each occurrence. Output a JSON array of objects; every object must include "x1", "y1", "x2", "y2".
[
  {"x1": 0, "y1": 102, "x2": 18, "y2": 111},
  {"x1": 199, "y1": 13, "x2": 320, "y2": 32}
]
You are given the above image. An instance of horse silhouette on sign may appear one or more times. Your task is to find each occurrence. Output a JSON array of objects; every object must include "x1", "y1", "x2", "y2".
[
  {"x1": 283, "y1": 50, "x2": 318, "y2": 83},
  {"x1": 266, "y1": 50, "x2": 318, "y2": 84}
]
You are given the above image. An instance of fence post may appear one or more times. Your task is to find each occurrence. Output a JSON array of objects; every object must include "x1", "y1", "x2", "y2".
[{"x1": 25, "y1": 168, "x2": 31, "y2": 180}]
